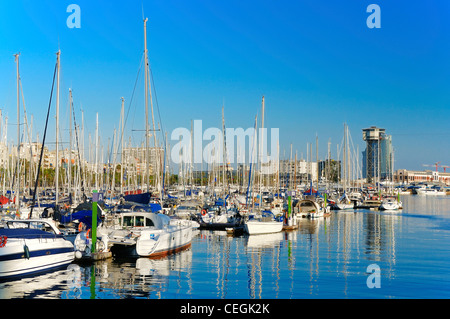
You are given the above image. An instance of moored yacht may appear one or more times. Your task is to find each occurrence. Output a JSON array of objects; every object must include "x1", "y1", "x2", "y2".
[
  {"x1": 379, "y1": 197, "x2": 402, "y2": 210},
  {"x1": 107, "y1": 211, "x2": 193, "y2": 258},
  {"x1": 295, "y1": 199, "x2": 330, "y2": 218},
  {"x1": 244, "y1": 210, "x2": 283, "y2": 235},
  {"x1": 0, "y1": 219, "x2": 74, "y2": 279},
  {"x1": 416, "y1": 186, "x2": 446, "y2": 196}
]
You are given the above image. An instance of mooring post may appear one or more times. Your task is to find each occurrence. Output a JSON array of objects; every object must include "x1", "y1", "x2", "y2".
[{"x1": 91, "y1": 190, "x2": 98, "y2": 253}]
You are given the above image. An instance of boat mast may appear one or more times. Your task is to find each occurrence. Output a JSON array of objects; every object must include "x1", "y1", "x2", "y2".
[
  {"x1": 95, "y1": 112, "x2": 99, "y2": 190},
  {"x1": 69, "y1": 89, "x2": 73, "y2": 203},
  {"x1": 259, "y1": 96, "x2": 264, "y2": 204},
  {"x1": 14, "y1": 53, "x2": 20, "y2": 210},
  {"x1": 143, "y1": 18, "x2": 150, "y2": 191},
  {"x1": 120, "y1": 97, "x2": 124, "y2": 195},
  {"x1": 55, "y1": 50, "x2": 60, "y2": 206}
]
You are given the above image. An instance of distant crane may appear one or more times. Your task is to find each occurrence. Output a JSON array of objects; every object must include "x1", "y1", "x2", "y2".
[{"x1": 422, "y1": 162, "x2": 449, "y2": 172}]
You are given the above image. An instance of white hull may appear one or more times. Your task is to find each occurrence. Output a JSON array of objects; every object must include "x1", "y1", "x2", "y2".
[
  {"x1": 334, "y1": 203, "x2": 354, "y2": 210},
  {"x1": 136, "y1": 226, "x2": 192, "y2": 257},
  {"x1": 417, "y1": 189, "x2": 446, "y2": 196},
  {"x1": 0, "y1": 236, "x2": 74, "y2": 279},
  {"x1": 108, "y1": 212, "x2": 193, "y2": 258},
  {"x1": 380, "y1": 201, "x2": 401, "y2": 210},
  {"x1": 244, "y1": 220, "x2": 283, "y2": 235},
  {"x1": 297, "y1": 210, "x2": 327, "y2": 218},
  {"x1": 296, "y1": 199, "x2": 330, "y2": 218}
]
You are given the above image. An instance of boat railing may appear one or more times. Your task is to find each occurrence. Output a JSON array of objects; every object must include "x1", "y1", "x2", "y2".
[{"x1": 0, "y1": 229, "x2": 62, "y2": 241}]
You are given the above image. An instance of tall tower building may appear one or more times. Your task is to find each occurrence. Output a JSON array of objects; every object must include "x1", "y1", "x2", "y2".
[{"x1": 362, "y1": 126, "x2": 393, "y2": 183}]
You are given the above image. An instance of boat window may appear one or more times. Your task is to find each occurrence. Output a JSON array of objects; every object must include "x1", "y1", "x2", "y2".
[
  {"x1": 146, "y1": 218, "x2": 154, "y2": 227},
  {"x1": 136, "y1": 216, "x2": 145, "y2": 227},
  {"x1": 123, "y1": 216, "x2": 134, "y2": 227}
]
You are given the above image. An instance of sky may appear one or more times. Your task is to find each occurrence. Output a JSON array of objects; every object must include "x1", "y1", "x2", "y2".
[{"x1": 0, "y1": 0, "x2": 449, "y2": 172}]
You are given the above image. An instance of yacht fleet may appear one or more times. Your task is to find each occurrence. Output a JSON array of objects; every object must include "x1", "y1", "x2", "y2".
[{"x1": 1, "y1": 17, "x2": 449, "y2": 281}]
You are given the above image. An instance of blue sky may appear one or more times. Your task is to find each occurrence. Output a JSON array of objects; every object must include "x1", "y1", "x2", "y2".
[{"x1": 0, "y1": 0, "x2": 449, "y2": 171}]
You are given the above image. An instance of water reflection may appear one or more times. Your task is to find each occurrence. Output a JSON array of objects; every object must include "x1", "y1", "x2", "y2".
[
  {"x1": 0, "y1": 267, "x2": 73, "y2": 299},
  {"x1": 1, "y1": 195, "x2": 449, "y2": 298}
]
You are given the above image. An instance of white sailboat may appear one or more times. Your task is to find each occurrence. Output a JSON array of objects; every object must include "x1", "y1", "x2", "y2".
[
  {"x1": 107, "y1": 211, "x2": 193, "y2": 257},
  {"x1": 333, "y1": 192, "x2": 354, "y2": 210},
  {"x1": 416, "y1": 186, "x2": 446, "y2": 196},
  {"x1": 242, "y1": 97, "x2": 282, "y2": 235},
  {"x1": 295, "y1": 199, "x2": 330, "y2": 218},
  {"x1": 334, "y1": 123, "x2": 355, "y2": 210},
  {"x1": 379, "y1": 197, "x2": 402, "y2": 210},
  {"x1": 244, "y1": 212, "x2": 283, "y2": 235}
]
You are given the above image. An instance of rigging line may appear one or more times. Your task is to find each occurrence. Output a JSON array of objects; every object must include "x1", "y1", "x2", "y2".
[
  {"x1": 29, "y1": 62, "x2": 57, "y2": 217},
  {"x1": 72, "y1": 95, "x2": 86, "y2": 198},
  {"x1": 149, "y1": 65, "x2": 165, "y2": 146},
  {"x1": 19, "y1": 79, "x2": 34, "y2": 159},
  {"x1": 120, "y1": 53, "x2": 144, "y2": 152},
  {"x1": 108, "y1": 54, "x2": 144, "y2": 169},
  {"x1": 8, "y1": 116, "x2": 26, "y2": 201}
]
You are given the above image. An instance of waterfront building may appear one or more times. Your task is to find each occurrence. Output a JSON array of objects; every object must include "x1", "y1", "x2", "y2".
[
  {"x1": 279, "y1": 159, "x2": 318, "y2": 187},
  {"x1": 394, "y1": 169, "x2": 450, "y2": 185},
  {"x1": 362, "y1": 126, "x2": 393, "y2": 183},
  {"x1": 123, "y1": 146, "x2": 164, "y2": 176}
]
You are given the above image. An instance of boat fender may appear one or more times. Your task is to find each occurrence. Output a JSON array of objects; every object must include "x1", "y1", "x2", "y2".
[
  {"x1": 23, "y1": 244, "x2": 30, "y2": 259},
  {"x1": 0, "y1": 236, "x2": 7, "y2": 248}
]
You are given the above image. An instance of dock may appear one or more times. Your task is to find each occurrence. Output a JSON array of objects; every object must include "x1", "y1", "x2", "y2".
[
  {"x1": 91, "y1": 251, "x2": 112, "y2": 261},
  {"x1": 282, "y1": 224, "x2": 298, "y2": 231}
]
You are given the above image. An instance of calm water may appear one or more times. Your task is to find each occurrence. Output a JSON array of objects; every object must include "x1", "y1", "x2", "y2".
[{"x1": 1, "y1": 195, "x2": 449, "y2": 299}]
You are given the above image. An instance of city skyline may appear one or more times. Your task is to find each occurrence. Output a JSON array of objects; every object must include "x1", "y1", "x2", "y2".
[{"x1": 0, "y1": 1, "x2": 449, "y2": 172}]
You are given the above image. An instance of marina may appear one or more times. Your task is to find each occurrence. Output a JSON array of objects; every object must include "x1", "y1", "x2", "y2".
[
  {"x1": 0, "y1": 1, "x2": 449, "y2": 305},
  {"x1": 1, "y1": 195, "x2": 450, "y2": 299}
]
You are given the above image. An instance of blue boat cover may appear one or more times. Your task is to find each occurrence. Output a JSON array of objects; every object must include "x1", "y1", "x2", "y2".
[
  {"x1": 59, "y1": 209, "x2": 101, "y2": 228},
  {"x1": 124, "y1": 192, "x2": 151, "y2": 204},
  {"x1": 149, "y1": 203, "x2": 162, "y2": 212}
]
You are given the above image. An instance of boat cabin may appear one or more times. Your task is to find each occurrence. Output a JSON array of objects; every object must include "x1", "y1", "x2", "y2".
[
  {"x1": 118, "y1": 212, "x2": 170, "y2": 229},
  {"x1": 3, "y1": 219, "x2": 61, "y2": 235}
]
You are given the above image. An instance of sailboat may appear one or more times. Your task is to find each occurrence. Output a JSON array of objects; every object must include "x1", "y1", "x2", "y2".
[
  {"x1": 0, "y1": 54, "x2": 75, "y2": 279},
  {"x1": 333, "y1": 192, "x2": 354, "y2": 210},
  {"x1": 244, "y1": 210, "x2": 283, "y2": 235},
  {"x1": 103, "y1": 18, "x2": 194, "y2": 257},
  {"x1": 333, "y1": 123, "x2": 355, "y2": 210},
  {"x1": 295, "y1": 198, "x2": 330, "y2": 218},
  {"x1": 107, "y1": 211, "x2": 193, "y2": 257},
  {"x1": 123, "y1": 17, "x2": 158, "y2": 205},
  {"x1": 243, "y1": 97, "x2": 283, "y2": 235},
  {"x1": 379, "y1": 196, "x2": 402, "y2": 210}
]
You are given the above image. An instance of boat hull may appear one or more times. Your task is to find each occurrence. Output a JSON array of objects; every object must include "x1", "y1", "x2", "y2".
[
  {"x1": 334, "y1": 203, "x2": 354, "y2": 210},
  {"x1": 110, "y1": 225, "x2": 193, "y2": 258},
  {"x1": 244, "y1": 221, "x2": 283, "y2": 235},
  {"x1": 417, "y1": 189, "x2": 446, "y2": 196},
  {"x1": 0, "y1": 237, "x2": 74, "y2": 279},
  {"x1": 380, "y1": 203, "x2": 400, "y2": 210}
]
